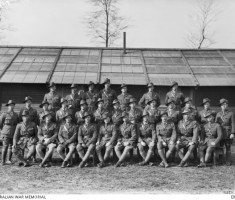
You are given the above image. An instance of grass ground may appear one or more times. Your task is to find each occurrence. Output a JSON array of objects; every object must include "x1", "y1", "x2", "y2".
[{"x1": 0, "y1": 146, "x2": 235, "y2": 194}]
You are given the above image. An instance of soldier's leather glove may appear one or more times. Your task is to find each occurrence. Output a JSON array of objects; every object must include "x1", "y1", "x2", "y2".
[
  {"x1": 123, "y1": 141, "x2": 130, "y2": 146},
  {"x1": 211, "y1": 142, "x2": 215, "y2": 146},
  {"x1": 106, "y1": 141, "x2": 110, "y2": 147},
  {"x1": 149, "y1": 141, "x2": 155, "y2": 147},
  {"x1": 230, "y1": 134, "x2": 234, "y2": 139},
  {"x1": 141, "y1": 141, "x2": 146, "y2": 146},
  {"x1": 162, "y1": 141, "x2": 167, "y2": 147}
]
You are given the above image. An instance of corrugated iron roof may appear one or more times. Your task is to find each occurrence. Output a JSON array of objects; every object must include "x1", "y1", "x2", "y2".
[{"x1": 0, "y1": 46, "x2": 234, "y2": 86}]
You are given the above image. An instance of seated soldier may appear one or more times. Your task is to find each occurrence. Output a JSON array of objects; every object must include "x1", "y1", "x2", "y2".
[
  {"x1": 0, "y1": 100, "x2": 19, "y2": 165},
  {"x1": 144, "y1": 98, "x2": 161, "y2": 126},
  {"x1": 56, "y1": 98, "x2": 69, "y2": 126},
  {"x1": 57, "y1": 113, "x2": 78, "y2": 168},
  {"x1": 215, "y1": 98, "x2": 235, "y2": 165},
  {"x1": 84, "y1": 81, "x2": 99, "y2": 113},
  {"x1": 39, "y1": 100, "x2": 56, "y2": 125},
  {"x1": 96, "y1": 113, "x2": 118, "y2": 168},
  {"x1": 76, "y1": 112, "x2": 98, "y2": 168},
  {"x1": 156, "y1": 111, "x2": 177, "y2": 168},
  {"x1": 199, "y1": 98, "x2": 216, "y2": 126},
  {"x1": 36, "y1": 112, "x2": 58, "y2": 168},
  {"x1": 12, "y1": 110, "x2": 38, "y2": 167},
  {"x1": 75, "y1": 100, "x2": 88, "y2": 127},
  {"x1": 111, "y1": 99, "x2": 123, "y2": 126},
  {"x1": 128, "y1": 98, "x2": 142, "y2": 124},
  {"x1": 166, "y1": 98, "x2": 181, "y2": 126},
  {"x1": 198, "y1": 112, "x2": 223, "y2": 167},
  {"x1": 176, "y1": 110, "x2": 199, "y2": 167},
  {"x1": 137, "y1": 113, "x2": 156, "y2": 166},
  {"x1": 115, "y1": 112, "x2": 137, "y2": 167}
]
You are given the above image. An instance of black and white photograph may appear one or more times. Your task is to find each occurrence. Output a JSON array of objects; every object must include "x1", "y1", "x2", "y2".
[{"x1": 0, "y1": 0, "x2": 234, "y2": 197}]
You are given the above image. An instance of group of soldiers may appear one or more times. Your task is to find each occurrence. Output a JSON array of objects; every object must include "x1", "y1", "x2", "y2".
[{"x1": 0, "y1": 78, "x2": 234, "y2": 169}]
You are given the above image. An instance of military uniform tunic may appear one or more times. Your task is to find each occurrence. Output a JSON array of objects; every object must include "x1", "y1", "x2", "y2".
[
  {"x1": 144, "y1": 107, "x2": 160, "y2": 125},
  {"x1": 13, "y1": 122, "x2": 38, "y2": 149},
  {"x1": 19, "y1": 107, "x2": 39, "y2": 125},
  {"x1": 117, "y1": 93, "x2": 133, "y2": 111},
  {"x1": 43, "y1": 91, "x2": 61, "y2": 112},
  {"x1": 75, "y1": 110, "x2": 86, "y2": 127},
  {"x1": 128, "y1": 108, "x2": 142, "y2": 124},
  {"x1": 199, "y1": 109, "x2": 216, "y2": 126},
  {"x1": 84, "y1": 90, "x2": 99, "y2": 112},
  {"x1": 99, "y1": 88, "x2": 116, "y2": 111},
  {"x1": 216, "y1": 110, "x2": 235, "y2": 142},
  {"x1": 166, "y1": 108, "x2": 181, "y2": 125},
  {"x1": 65, "y1": 93, "x2": 82, "y2": 112},
  {"x1": 111, "y1": 109, "x2": 123, "y2": 126},
  {"x1": 77, "y1": 123, "x2": 97, "y2": 146},
  {"x1": 177, "y1": 120, "x2": 199, "y2": 146},
  {"x1": 165, "y1": 91, "x2": 185, "y2": 110},
  {"x1": 97, "y1": 123, "x2": 118, "y2": 147},
  {"x1": 138, "y1": 92, "x2": 160, "y2": 108},
  {"x1": 58, "y1": 123, "x2": 77, "y2": 147},
  {"x1": 56, "y1": 108, "x2": 69, "y2": 126},
  {"x1": 156, "y1": 122, "x2": 177, "y2": 145},
  {"x1": 38, "y1": 110, "x2": 56, "y2": 125},
  {"x1": 138, "y1": 123, "x2": 156, "y2": 145},
  {"x1": 200, "y1": 122, "x2": 223, "y2": 147},
  {"x1": 38, "y1": 122, "x2": 58, "y2": 145},
  {"x1": 118, "y1": 122, "x2": 137, "y2": 147}
]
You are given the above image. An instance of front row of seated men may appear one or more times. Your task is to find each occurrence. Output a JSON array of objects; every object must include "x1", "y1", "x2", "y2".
[{"x1": 10, "y1": 104, "x2": 225, "y2": 169}]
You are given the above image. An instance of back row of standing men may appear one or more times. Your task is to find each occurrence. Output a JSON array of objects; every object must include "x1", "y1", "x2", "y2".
[{"x1": 0, "y1": 78, "x2": 234, "y2": 168}]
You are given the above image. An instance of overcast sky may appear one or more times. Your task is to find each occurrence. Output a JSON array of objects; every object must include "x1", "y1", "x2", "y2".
[{"x1": 2, "y1": 0, "x2": 235, "y2": 48}]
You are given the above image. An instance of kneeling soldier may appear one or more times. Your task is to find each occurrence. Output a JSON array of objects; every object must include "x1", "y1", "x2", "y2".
[
  {"x1": 76, "y1": 112, "x2": 97, "y2": 168},
  {"x1": 198, "y1": 112, "x2": 223, "y2": 167},
  {"x1": 156, "y1": 111, "x2": 177, "y2": 168},
  {"x1": 57, "y1": 113, "x2": 78, "y2": 168},
  {"x1": 96, "y1": 114, "x2": 118, "y2": 168},
  {"x1": 137, "y1": 113, "x2": 156, "y2": 166},
  {"x1": 36, "y1": 112, "x2": 58, "y2": 167},
  {"x1": 13, "y1": 110, "x2": 38, "y2": 167},
  {"x1": 115, "y1": 112, "x2": 137, "y2": 167},
  {"x1": 176, "y1": 110, "x2": 199, "y2": 167}
]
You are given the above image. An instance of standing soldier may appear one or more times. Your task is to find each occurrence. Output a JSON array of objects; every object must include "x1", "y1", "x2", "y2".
[
  {"x1": 128, "y1": 98, "x2": 142, "y2": 124},
  {"x1": 144, "y1": 98, "x2": 161, "y2": 126},
  {"x1": 96, "y1": 114, "x2": 118, "y2": 168},
  {"x1": 176, "y1": 110, "x2": 199, "y2": 167},
  {"x1": 85, "y1": 81, "x2": 99, "y2": 113},
  {"x1": 138, "y1": 82, "x2": 160, "y2": 109},
  {"x1": 36, "y1": 112, "x2": 58, "y2": 167},
  {"x1": 12, "y1": 110, "x2": 38, "y2": 167},
  {"x1": 38, "y1": 100, "x2": 56, "y2": 125},
  {"x1": 111, "y1": 99, "x2": 123, "y2": 126},
  {"x1": 76, "y1": 112, "x2": 98, "y2": 168},
  {"x1": 19, "y1": 96, "x2": 39, "y2": 125},
  {"x1": 99, "y1": 78, "x2": 116, "y2": 112},
  {"x1": 166, "y1": 98, "x2": 181, "y2": 126},
  {"x1": 57, "y1": 113, "x2": 78, "y2": 168},
  {"x1": 198, "y1": 112, "x2": 223, "y2": 167},
  {"x1": 215, "y1": 98, "x2": 235, "y2": 165},
  {"x1": 182, "y1": 97, "x2": 199, "y2": 122},
  {"x1": 43, "y1": 82, "x2": 61, "y2": 112},
  {"x1": 56, "y1": 98, "x2": 69, "y2": 126},
  {"x1": 199, "y1": 98, "x2": 216, "y2": 126},
  {"x1": 117, "y1": 84, "x2": 133, "y2": 111},
  {"x1": 137, "y1": 113, "x2": 156, "y2": 166},
  {"x1": 75, "y1": 100, "x2": 88, "y2": 127},
  {"x1": 65, "y1": 84, "x2": 81, "y2": 113},
  {"x1": 165, "y1": 81, "x2": 185, "y2": 111},
  {"x1": 0, "y1": 100, "x2": 19, "y2": 165},
  {"x1": 93, "y1": 98, "x2": 108, "y2": 129},
  {"x1": 115, "y1": 112, "x2": 137, "y2": 167},
  {"x1": 156, "y1": 111, "x2": 177, "y2": 168}
]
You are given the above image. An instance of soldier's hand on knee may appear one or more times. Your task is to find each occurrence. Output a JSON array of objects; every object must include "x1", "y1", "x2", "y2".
[
  {"x1": 176, "y1": 140, "x2": 180, "y2": 145},
  {"x1": 141, "y1": 141, "x2": 146, "y2": 146},
  {"x1": 169, "y1": 141, "x2": 174, "y2": 145},
  {"x1": 162, "y1": 141, "x2": 167, "y2": 147},
  {"x1": 149, "y1": 141, "x2": 155, "y2": 147},
  {"x1": 96, "y1": 141, "x2": 100, "y2": 145},
  {"x1": 211, "y1": 142, "x2": 215, "y2": 146},
  {"x1": 124, "y1": 141, "x2": 130, "y2": 147},
  {"x1": 106, "y1": 142, "x2": 110, "y2": 147},
  {"x1": 82, "y1": 143, "x2": 87, "y2": 148},
  {"x1": 230, "y1": 134, "x2": 234, "y2": 139},
  {"x1": 188, "y1": 142, "x2": 194, "y2": 146}
]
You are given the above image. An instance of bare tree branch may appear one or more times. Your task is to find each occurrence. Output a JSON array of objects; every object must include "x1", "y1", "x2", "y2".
[
  {"x1": 84, "y1": 0, "x2": 128, "y2": 47},
  {"x1": 186, "y1": 0, "x2": 220, "y2": 49}
]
